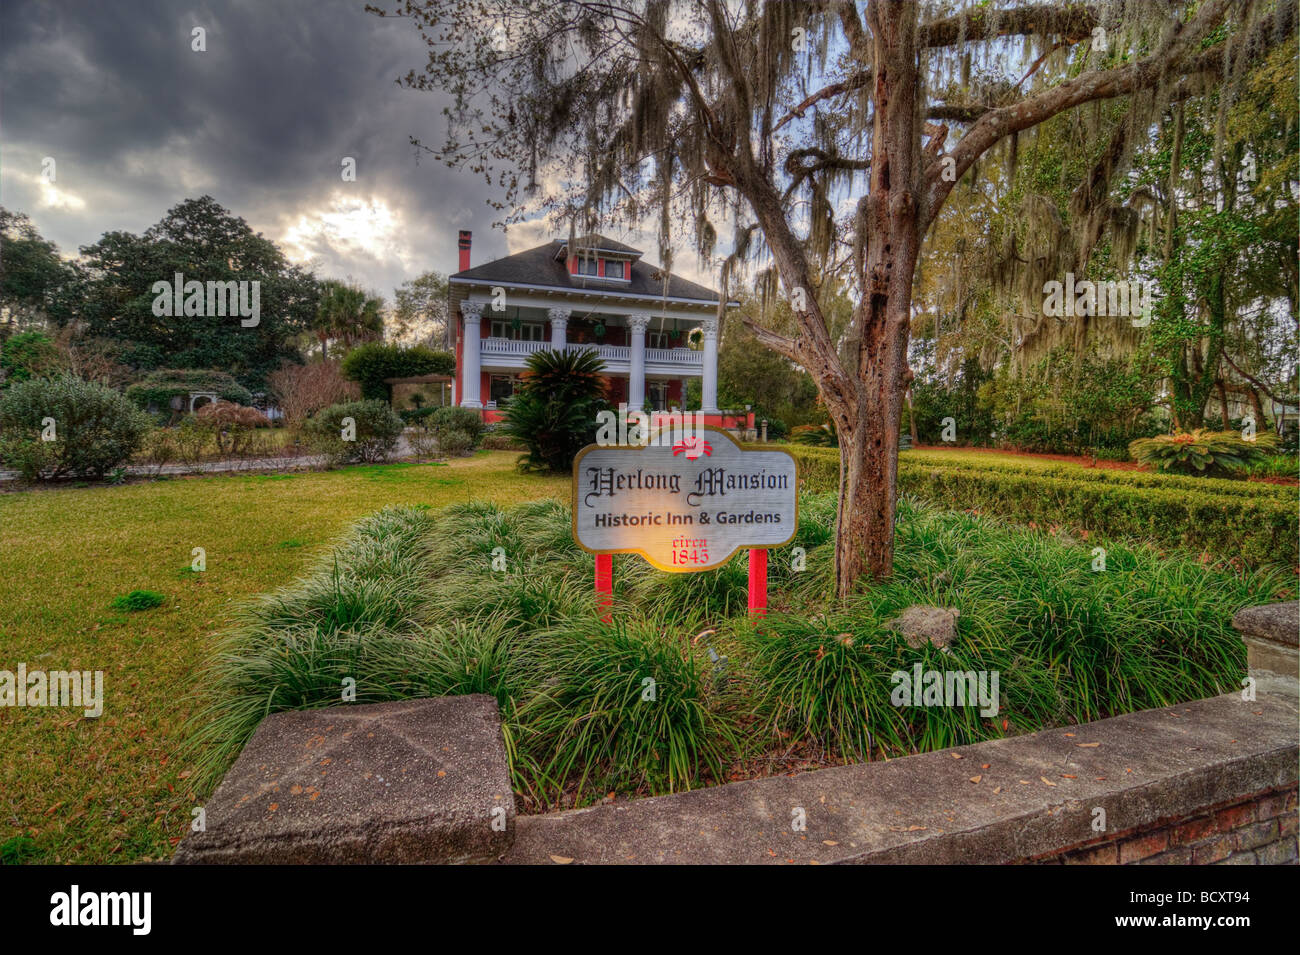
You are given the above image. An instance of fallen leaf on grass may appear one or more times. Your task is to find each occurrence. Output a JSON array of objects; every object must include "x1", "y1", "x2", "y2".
[
  {"x1": 549, "y1": 854, "x2": 573, "y2": 865},
  {"x1": 1076, "y1": 742, "x2": 1100, "y2": 748},
  {"x1": 969, "y1": 776, "x2": 982, "y2": 784}
]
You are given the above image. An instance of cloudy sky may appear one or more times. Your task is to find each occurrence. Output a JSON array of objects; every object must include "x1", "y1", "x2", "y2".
[{"x1": 0, "y1": 0, "x2": 713, "y2": 302}]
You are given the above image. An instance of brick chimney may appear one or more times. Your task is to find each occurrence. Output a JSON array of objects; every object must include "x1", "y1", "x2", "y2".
[{"x1": 458, "y1": 230, "x2": 472, "y2": 272}]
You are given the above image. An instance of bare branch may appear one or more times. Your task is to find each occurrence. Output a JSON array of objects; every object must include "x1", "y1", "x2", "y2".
[{"x1": 738, "y1": 313, "x2": 798, "y2": 362}]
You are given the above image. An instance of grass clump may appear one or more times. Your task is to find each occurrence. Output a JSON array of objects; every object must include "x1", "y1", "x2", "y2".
[
  {"x1": 109, "y1": 590, "x2": 165, "y2": 612},
  {"x1": 187, "y1": 492, "x2": 1290, "y2": 811}
]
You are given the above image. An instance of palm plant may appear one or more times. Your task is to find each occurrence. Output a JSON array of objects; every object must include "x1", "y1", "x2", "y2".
[
  {"x1": 503, "y1": 348, "x2": 610, "y2": 472},
  {"x1": 1129, "y1": 429, "x2": 1278, "y2": 476},
  {"x1": 313, "y1": 280, "x2": 384, "y2": 358}
]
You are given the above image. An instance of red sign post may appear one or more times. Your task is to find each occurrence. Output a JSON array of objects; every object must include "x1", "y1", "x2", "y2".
[
  {"x1": 747, "y1": 548, "x2": 768, "y2": 616},
  {"x1": 595, "y1": 553, "x2": 613, "y2": 624}
]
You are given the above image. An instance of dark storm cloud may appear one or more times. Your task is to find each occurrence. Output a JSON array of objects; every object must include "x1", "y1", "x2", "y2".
[{"x1": 0, "y1": 0, "x2": 521, "y2": 298}]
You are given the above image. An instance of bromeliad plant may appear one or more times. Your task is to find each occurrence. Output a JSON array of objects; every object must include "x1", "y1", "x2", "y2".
[{"x1": 1129, "y1": 429, "x2": 1278, "y2": 477}]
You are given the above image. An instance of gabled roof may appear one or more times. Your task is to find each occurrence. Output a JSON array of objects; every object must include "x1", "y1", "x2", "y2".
[
  {"x1": 559, "y1": 234, "x2": 643, "y2": 257},
  {"x1": 451, "y1": 236, "x2": 725, "y2": 305}
]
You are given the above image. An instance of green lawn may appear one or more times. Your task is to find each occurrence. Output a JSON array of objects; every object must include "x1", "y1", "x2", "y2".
[{"x1": 0, "y1": 452, "x2": 566, "y2": 864}]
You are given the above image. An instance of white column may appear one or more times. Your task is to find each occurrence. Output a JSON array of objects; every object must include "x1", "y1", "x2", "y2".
[
  {"x1": 460, "y1": 301, "x2": 483, "y2": 408},
  {"x1": 627, "y1": 313, "x2": 650, "y2": 411},
  {"x1": 700, "y1": 317, "x2": 719, "y2": 413},
  {"x1": 548, "y1": 307, "x2": 570, "y2": 351}
]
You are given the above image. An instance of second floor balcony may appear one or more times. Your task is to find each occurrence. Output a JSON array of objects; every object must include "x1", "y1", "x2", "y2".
[{"x1": 479, "y1": 336, "x2": 704, "y2": 374}]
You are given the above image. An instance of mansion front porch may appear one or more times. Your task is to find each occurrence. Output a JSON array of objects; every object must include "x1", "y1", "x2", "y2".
[{"x1": 456, "y1": 303, "x2": 720, "y2": 418}]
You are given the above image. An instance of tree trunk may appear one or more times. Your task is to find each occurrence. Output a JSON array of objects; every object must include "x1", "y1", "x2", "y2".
[
  {"x1": 828, "y1": 1, "x2": 920, "y2": 597},
  {"x1": 906, "y1": 387, "x2": 919, "y2": 445},
  {"x1": 1249, "y1": 386, "x2": 1266, "y2": 433}
]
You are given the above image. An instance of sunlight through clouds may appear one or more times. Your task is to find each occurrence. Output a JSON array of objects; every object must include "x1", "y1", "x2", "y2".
[
  {"x1": 280, "y1": 194, "x2": 417, "y2": 279},
  {"x1": 35, "y1": 175, "x2": 87, "y2": 211}
]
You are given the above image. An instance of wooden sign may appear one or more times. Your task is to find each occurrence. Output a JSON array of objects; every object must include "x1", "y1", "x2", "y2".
[{"x1": 572, "y1": 428, "x2": 798, "y2": 579}]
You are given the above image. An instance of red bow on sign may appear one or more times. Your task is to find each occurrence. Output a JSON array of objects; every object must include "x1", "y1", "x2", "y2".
[{"x1": 672, "y1": 438, "x2": 713, "y2": 460}]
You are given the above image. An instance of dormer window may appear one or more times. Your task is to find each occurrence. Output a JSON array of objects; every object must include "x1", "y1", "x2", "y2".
[
  {"x1": 604, "y1": 259, "x2": 625, "y2": 279},
  {"x1": 576, "y1": 256, "x2": 599, "y2": 276}
]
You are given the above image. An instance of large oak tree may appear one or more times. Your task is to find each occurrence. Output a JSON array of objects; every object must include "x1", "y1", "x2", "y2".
[{"x1": 375, "y1": 0, "x2": 1294, "y2": 596}]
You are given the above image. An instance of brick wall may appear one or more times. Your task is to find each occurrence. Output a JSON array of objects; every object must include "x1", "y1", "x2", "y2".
[{"x1": 1037, "y1": 784, "x2": 1298, "y2": 866}]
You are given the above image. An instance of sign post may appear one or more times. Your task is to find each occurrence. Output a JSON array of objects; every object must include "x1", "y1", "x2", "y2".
[
  {"x1": 595, "y1": 553, "x2": 613, "y2": 624},
  {"x1": 573, "y1": 427, "x2": 797, "y2": 620},
  {"x1": 747, "y1": 548, "x2": 768, "y2": 616}
]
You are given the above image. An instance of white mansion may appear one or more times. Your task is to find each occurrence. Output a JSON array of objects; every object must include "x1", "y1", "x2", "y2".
[{"x1": 449, "y1": 232, "x2": 735, "y2": 422}]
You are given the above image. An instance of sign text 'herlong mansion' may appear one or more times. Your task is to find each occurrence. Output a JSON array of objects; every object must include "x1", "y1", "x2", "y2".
[{"x1": 574, "y1": 425, "x2": 797, "y2": 571}]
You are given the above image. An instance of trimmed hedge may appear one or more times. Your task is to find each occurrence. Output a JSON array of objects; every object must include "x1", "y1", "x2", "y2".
[
  {"x1": 765, "y1": 445, "x2": 1297, "y2": 568},
  {"x1": 900, "y1": 449, "x2": 1295, "y2": 501},
  {"x1": 340, "y1": 344, "x2": 455, "y2": 402}
]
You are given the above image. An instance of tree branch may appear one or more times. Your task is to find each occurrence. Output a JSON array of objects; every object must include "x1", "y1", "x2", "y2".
[
  {"x1": 738, "y1": 313, "x2": 798, "y2": 362},
  {"x1": 922, "y1": 0, "x2": 1241, "y2": 230},
  {"x1": 920, "y1": 3, "x2": 1100, "y2": 48}
]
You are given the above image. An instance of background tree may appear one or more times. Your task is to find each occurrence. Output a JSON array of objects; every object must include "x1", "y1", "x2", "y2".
[
  {"x1": 312, "y1": 279, "x2": 385, "y2": 358},
  {"x1": 0, "y1": 208, "x2": 77, "y2": 333},
  {"x1": 391, "y1": 271, "x2": 452, "y2": 348},
  {"x1": 75, "y1": 196, "x2": 317, "y2": 388},
  {"x1": 377, "y1": 0, "x2": 1294, "y2": 595}
]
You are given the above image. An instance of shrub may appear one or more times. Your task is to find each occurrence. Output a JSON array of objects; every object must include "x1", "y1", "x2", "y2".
[
  {"x1": 174, "y1": 415, "x2": 213, "y2": 469},
  {"x1": 1239, "y1": 453, "x2": 1297, "y2": 480},
  {"x1": 195, "y1": 401, "x2": 271, "y2": 457},
  {"x1": 407, "y1": 427, "x2": 440, "y2": 462},
  {"x1": 894, "y1": 464, "x2": 1295, "y2": 568},
  {"x1": 399, "y1": 405, "x2": 437, "y2": 426},
  {"x1": 189, "y1": 493, "x2": 1286, "y2": 806},
  {"x1": 304, "y1": 399, "x2": 404, "y2": 465},
  {"x1": 438, "y1": 429, "x2": 474, "y2": 456},
  {"x1": 0, "y1": 374, "x2": 152, "y2": 480},
  {"x1": 0, "y1": 331, "x2": 60, "y2": 385},
  {"x1": 512, "y1": 618, "x2": 739, "y2": 801},
  {"x1": 791, "y1": 422, "x2": 837, "y2": 447},
  {"x1": 503, "y1": 348, "x2": 610, "y2": 472},
  {"x1": 340, "y1": 344, "x2": 455, "y2": 402},
  {"x1": 1129, "y1": 429, "x2": 1279, "y2": 476},
  {"x1": 771, "y1": 445, "x2": 1296, "y2": 567},
  {"x1": 427, "y1": 405, "x2": 485, "y2": 446},
  {"x1": 266, "y1": 359, "x2": 358, "y2": 429},
  {"x1": 136, "y1": 427, "x2": 178, "y2": 474},
  {"x1": 481, "y1": 433, "x2": 527, "y2": 451}
]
